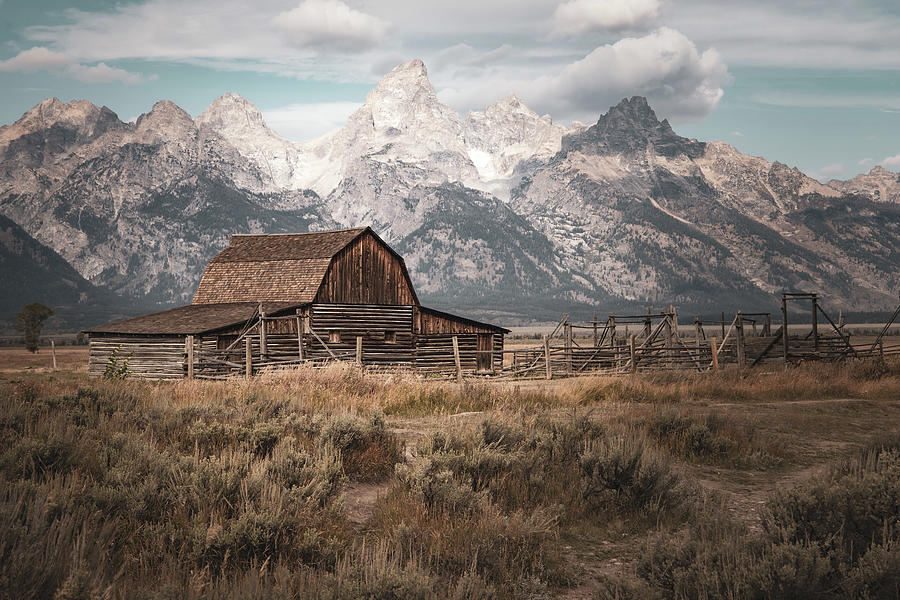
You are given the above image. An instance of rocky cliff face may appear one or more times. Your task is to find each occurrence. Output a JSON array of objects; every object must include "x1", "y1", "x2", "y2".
[{"x1": 0, "y1": 60, "x2": 897, "y2": 324}]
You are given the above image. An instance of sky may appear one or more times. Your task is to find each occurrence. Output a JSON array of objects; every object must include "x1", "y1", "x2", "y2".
[{"x1": 1, "y1": 0, "x2": 899, "y2": 181}]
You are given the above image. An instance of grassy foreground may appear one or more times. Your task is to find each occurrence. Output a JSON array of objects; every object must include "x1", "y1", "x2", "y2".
[{"x1": 1, "y1": 359, "x2": 899, "y2": 599}]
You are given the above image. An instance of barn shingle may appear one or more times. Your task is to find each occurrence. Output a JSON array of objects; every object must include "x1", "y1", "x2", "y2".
[
  {"x1": 192, "y1": 228, "x2": 367, "y2": 305},
  {"x1": 86, "y1": 302, "x2": 301, "y2": 335}
]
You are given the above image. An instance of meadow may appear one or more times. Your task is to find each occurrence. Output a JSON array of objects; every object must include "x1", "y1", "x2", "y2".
[{"x1": 1, "y1": 351, "x2": 899, "y2": 599}]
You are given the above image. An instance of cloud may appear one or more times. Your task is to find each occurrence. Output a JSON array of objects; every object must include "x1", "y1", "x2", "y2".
[
  {"x1": 67, "y1": 62, "x2": 149, "y2": 84},
  {"x1": 882, "y1": 154, "x2": 900, "y2": 170},
  {"x1": 731, "y1": 130, "x2": 744, "y2": 136},
  {"x1": 440, "y1": 27, "x2": 727, "y2": 123},
  {"x1": 0, "y1": 46, "x2": 150, "y2": 85},
  {"x1": 262, "y1": 101, "x2": 360, "y2": 140},
  {"x1": 553, "y1": 0, "x2": 660, "y2": 35},
  {"x1": 0, "y1": 47, "x2": 74, "y2": 72},
  {"x1": 272, "y1": 0, "x2": 390, "y2": 52},
  {"x1": 818, "y1": 163, "x2": 844, "y2": 177},
  {"x1": 858, "y1": 157, "x2": 873, "y2": 167}
]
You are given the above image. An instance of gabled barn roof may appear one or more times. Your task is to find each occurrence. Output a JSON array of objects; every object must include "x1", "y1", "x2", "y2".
[
  {"x1": 85, "y1": 302, "x2": 302, "y2": 335},
  {"x1": 192, "y1": 227, "x2": 410, "y2": 305}
]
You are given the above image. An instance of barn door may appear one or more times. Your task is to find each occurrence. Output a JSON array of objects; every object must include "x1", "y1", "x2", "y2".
[{"x1": 477, "y1": 334, "x2": 492, "y2": 371}]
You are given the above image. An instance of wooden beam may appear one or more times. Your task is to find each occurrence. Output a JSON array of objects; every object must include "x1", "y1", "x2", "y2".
[
  {"x1": 258, "y1": 305, "x2": 268, "y2": 360},
  {"x1": 186, "y1": 335, "x2": 194, "y2": 379},
  {"x1": 452, "y1": 335, "x2": 462, "y2": 383},
  {"x1": 295, "y1": 313, "x2": 304, "y2": 361},
  {"x1": 245, "y1": 337, "x2": 252, "y2": 378},
  {"x1": 811, "y1": 296, "x2": 819, "y2": 355},
  {"x1": 544, "y1": 335, "x2": 552, "y2": 380},
  {"x1": 782, "y1": 295, "x2": 789, "y2": 365},
  {"x1": 356, "y1": 336, "x2": 363, "y2": 366},
  {"x1": 735, "y1": 311, "x2": 746, "y2": 368},
  {"x1": 51, "y1": 340, "x2": 57, "y2": 371},
  {"x1": 629, "y1": 335, "x2": 636, "y2": 374},
  {"x1": 710, "y1": 337, "x2": 719, "y2": 372},
  {"x1": 565, "y1": 322, "x2": 573, "y2": 373}
]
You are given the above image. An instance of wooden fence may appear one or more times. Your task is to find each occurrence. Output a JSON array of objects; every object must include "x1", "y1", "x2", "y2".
[{"x1": 91, "y1": 294, "x2": 900, "y2": 381}]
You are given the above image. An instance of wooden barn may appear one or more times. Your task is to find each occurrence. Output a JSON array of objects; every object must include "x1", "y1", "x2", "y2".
[{"x1": 86, "y1": 227, "x2": 508, "y2": 379}]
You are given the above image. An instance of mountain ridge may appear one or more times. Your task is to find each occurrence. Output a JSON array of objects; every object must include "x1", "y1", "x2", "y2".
[{"x1": 0, "y1": 59, "x2": 897, "y2": 326}]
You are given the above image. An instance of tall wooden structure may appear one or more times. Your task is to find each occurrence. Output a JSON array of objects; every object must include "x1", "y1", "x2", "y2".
[{"x1": 87, "y1": 227, "x2": 507, "y2": 379}]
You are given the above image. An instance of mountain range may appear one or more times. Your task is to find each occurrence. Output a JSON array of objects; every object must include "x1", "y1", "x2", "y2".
[{"x1": 0, "y1": 59, "x2": 898, "y2": 329}]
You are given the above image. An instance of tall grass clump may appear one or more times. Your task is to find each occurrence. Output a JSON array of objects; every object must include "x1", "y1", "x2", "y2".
[
  {"x1": 633, "y1": 434, "x2": 900, "y2": 599},
  {"x1": 0, "y1": 376, "x2": 408, "y2": 599}
]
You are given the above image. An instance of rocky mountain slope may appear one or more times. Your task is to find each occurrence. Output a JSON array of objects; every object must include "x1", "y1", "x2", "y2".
[
  {"x1": 0, "y1": 214, "x2": 131, "y2": 330},
  {"x1": 0, "y1": 59, "x2": 897, "y2": 325}
]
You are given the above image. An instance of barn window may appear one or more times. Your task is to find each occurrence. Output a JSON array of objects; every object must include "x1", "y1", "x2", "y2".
[
  {"x1": 385, "y1": 331, "x2": 396, "y2": 343},
  {"x1": 329, "y1": 330, "x2": 340, "y2": 344}
]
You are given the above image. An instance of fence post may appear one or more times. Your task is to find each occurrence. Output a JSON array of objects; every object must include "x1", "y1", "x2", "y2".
[
  {"x1": 782, "y1": 295, "x2": 789, "y2": 365},
  {"x1": 608, "y1": 314, "x2": 616, "y2": 347},
  {"x1": 356, "y1": 336, "x2": 363, "y2": 366},
  {"x1": 186, "y1": 335, "x2": 194, "y2": 379},
  {"x1": 812, "y1": 296, "x2": 819, "y2": 356},
  {"x1": 452, "y1": 335, "x2": 462, "y2": 383},
  {"x1": 710, "y1": 337, "x2": 719, "y2": 372},
  {"x1": 593, "y1": 313, "x2": 598, "y2": 347},
  {"x1": 245, "y1": 337, "x2": 252, "y2": 378},
  {"x1": 258, "y1": 306, "x2": 267, "y2": 361},
  {"x1": 51, "y1": 340, "x2": 57, "y2": 371},
  {"x1": 765, "y1": 313, "x2": 772, "y2": 336},
  {"x1": 296, "y1": 310, "x2": 304, "y2": 361},
  {"x1": 735, "y1": 312, "x2": 746, "y2": 368},
  {"x1": 565, "y1": 322, "x2": 573, "y2": 373},
  {"x1": 543, "y1": 335, "x2": 552, "y2": 380},
  {"x1": 629, "y1": 335, "x2": 636, "y2": 374}
]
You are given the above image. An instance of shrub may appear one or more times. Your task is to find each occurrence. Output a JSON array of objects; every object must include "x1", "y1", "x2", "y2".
[{"x1": 580, "y1": 435, "x2": 683, "y2": 514}]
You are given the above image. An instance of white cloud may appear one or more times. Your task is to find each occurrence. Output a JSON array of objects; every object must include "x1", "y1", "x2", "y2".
[
  {"x1": 262, "y1": 101, "x2": 360, "y2": 140},
  {"x1": 858, "y1": 157, "x2": 873, "y2": 167},
  {"x1": 731, "y1": 130, "x2": 744, "y2": 136},
  {"x1": 66, "y1": 62, "x2": 148, "y2": 84},
  {"x1": 273, "y1": 0, "x2": 390, "y2": 52},
  {"x1": 818, "y1": 163, "x2": 844, "y2": 177},
  {"x1": 0, "y1": 46, "x2": 149, "y2": 85},
  {"x1": 441, "y1": 28, "x2": 727, "y2": 124},
  {"x1": 0, "y1": 47, "x2": 74, "y2": 72},
  {"x1": 882, "y1": 154, "x2": 900, "y2": 170},
  {"x1": 553, "y1": 0, "x2": 659, "y2": 35}
]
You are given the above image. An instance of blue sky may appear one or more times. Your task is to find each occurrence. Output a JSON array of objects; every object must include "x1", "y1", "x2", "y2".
[{"x1": 1, "y1": 0, "x2": 899, "y2": 180}]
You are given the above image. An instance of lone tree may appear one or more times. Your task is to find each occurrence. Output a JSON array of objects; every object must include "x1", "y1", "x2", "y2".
[{"x1": 16, "y1": 303, "x2": 53, "y2": 353}]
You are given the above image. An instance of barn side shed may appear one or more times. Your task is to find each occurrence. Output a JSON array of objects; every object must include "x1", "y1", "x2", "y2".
[{"x1": 86, "y1": 227, "x2": 508, "y2": 379}]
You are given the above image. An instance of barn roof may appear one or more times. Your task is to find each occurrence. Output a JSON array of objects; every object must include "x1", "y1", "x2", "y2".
[
  {"x1": 85, "y1": 302, "x2": 302, "y2": 335},
  {"x1": 192, "y1": 227, "x2": 371, "y2": 305}
]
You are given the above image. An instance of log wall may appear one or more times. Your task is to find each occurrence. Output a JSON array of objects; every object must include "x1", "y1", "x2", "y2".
[{"x1": 89, "y1": 335, "x2": 186, "y2": 379}]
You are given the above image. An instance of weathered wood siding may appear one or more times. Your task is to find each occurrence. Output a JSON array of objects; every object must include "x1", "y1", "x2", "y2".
[
  {"x1": 308, "y1": 304, "x2": 415, "y2": 365},
  {"x1": 416, "y1": 308, "x2": 500, "y2": 334},
  {"x1": 415, "y1": 332, "x2": 503, "y2": 372},
  {"x1": 315, "y1": 233, "x2": 417, "y2": 305},
  {"x1": 89, "y1": 335, "x2": 186, "y2": 379}
]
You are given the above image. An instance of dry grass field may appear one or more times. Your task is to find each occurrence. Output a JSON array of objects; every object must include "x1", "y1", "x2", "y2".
[{"x1": 1, "y1": 348, "x2": 899, "y2": 599}]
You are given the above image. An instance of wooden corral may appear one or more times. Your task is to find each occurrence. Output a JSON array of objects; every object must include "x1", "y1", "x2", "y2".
[
  {"x1": 502, "y1": 294, "x2": 900, "y2": 379},
  {"x1": 87, "y1": 227, "x2": 508, "y2": 379}
]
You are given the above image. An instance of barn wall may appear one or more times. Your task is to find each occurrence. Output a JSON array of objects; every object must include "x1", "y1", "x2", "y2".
[
  {"x1": 416, "y1": 308, "x2": 500, "y2": 334},
  {"x1": 307, "y1": 304, "x2": 415, "y2": 365},
  {"x1": 414, "y1": 332, "x2": 504, "y2": 372},
  {"x1": 89, "y1": 335, "x2": 186, "y2": 379},
  {"x1": 315, "y1": 233, "x2": 417, "y2": 305}
]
